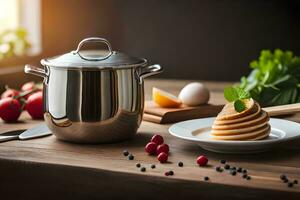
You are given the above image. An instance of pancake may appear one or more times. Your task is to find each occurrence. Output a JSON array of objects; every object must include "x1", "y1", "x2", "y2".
[
  {"x1": 216, "y1": 98, "x2": 255, "y2": 120},
  {"x1": 212, "y1": 111, "x2": 269, "y2": 131},
  {"x1": 213, "y1": 103, "x2": 261, "y2": 125},
  {"x1": 211, "y1": 98, "x2": 270, "y2": 141},
  {"x1": 211, "y1": 124, "x2": 270, "y2": 141}
]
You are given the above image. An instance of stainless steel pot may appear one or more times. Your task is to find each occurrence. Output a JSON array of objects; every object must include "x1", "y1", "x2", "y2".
[{"x1": 24, "y1": 37, "x2": 162, "y2": 143}]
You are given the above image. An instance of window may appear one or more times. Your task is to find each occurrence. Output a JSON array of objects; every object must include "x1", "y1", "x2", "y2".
[{"x1": 0, "y1": 0, "x2": 41, "y2": 57}]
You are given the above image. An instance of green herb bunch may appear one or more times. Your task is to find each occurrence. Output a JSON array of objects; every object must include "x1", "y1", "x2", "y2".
[
  {"x1": 239, "y1": 49, "x2": 300, "y2": 107},
  {"x1": 224, "y1": 86, "x2": 251, "y2": 112}
]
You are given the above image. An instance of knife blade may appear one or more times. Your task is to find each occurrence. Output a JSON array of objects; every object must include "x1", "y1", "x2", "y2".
[{"x1": 18, "y1": 123, "x2": 52, "y2": 140}]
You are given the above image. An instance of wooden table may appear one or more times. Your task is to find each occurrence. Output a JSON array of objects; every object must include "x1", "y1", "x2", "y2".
[{"x1": 0, "y1": 79, "x2": 300, "y2": 200}]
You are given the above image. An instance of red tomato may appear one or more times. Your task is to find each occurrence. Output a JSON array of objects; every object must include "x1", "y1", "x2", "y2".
[
  {"x1": 0, "y1": 97, "x2": 22, "y2": 122},
  {"x1": 25, "y1": 91, "x2": 43, "y2": 119},
  {"x1": 1, "y1": 89, "x2": 20, "y2": 99},
  {"x1": 21, "y1": 82, "x2": 35, "y2": 91}
]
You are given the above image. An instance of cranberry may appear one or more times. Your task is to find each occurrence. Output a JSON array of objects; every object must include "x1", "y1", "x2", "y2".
[
  {"x1": 145, "y1": 142, "x2": 158, "y2": 155},
  {"x1": 157, "y1": 152, "x2": 168, "y2": 163},
  {"x1": 151, "y1": 134, "x2": 164, "y2": 145},
  {"x1": 197, "y1": 155, "x2": 208, "y2": 166},
  {"x1": 156, "y1": 143, "x2": 169, "y2": 154}
]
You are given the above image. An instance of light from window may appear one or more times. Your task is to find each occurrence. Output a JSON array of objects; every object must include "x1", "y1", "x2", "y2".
[{"x1": 0, "y1": 0, "x2": 19, "y2": 31}]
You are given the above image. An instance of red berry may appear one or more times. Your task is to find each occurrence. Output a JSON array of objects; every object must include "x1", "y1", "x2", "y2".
[
  {"x1": 156, "y1": 144, "x2": 169, "y2": 154},
  {"x1": 1, "y1": 89, "x2": 20, "y2": 99},
  {"x1": 145, "y1": 142, "x2": 158, "y2": 155},
  {"x1": 197, "y1": 155, "x2": 208, "y2": 166},
  {"x1": 25, "y1": 91, "x2": 43, "y2": 119},
  {"x1": 0, "y1": 97, "x2": 21, "y2": 122},
  {"x1": 21, "y1": 82, "x2": 35, "y2": 91},
  {"x1": 151, "y1": 134, "x2": 164, "y2": 145},
  {"x1": 157, "y1": 152, "x2": 168, "y2": 163}
]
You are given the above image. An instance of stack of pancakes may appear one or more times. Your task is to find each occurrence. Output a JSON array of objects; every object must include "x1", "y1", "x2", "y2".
[{"x1": 211, "y1": 98, "x2": 270, "y2": 141}]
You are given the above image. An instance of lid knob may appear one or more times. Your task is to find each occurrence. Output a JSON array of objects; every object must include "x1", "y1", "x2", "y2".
[{"x1": 72, "y1": 37, "x2": 113, "y2": 61}]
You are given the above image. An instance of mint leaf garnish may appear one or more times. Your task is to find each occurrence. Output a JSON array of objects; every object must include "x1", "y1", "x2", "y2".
[
  {"x1": 234, "y1": 99, "x2": 246, "y2": 112},
  {"x1": 224, "y1": 86, "x2": 251, "y2": 112}
]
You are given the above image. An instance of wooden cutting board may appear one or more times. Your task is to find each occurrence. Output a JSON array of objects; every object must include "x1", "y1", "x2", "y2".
[
  {"x1": 143, "y1": 101, "x2": 223, "y2": 124},
  {"x1": 143, "y1": 101, "x2": 300, "y2": 124}
]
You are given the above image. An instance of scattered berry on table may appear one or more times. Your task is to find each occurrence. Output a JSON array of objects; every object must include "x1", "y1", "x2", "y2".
[
  {"x1": 242, "y1": 174, "x2": 247, "y2": 179},
  {"x1": 178, "y1": 162, "x2": 184, "y2": 167},
  {"x1": 283, "y1": 179, "x2": 289, "y2": 183},
  {"x1": 140, "y1": 167, "x2": 146, "y2": 172},
  {"x1": 246, "y1": 176, "x2": 251, "y2": 180},
  {"x1": 157, "y1": 152, "x2": 168, "y2": 163},
  {"x1": 196, "y1": 155, "x2": 208, "y2": 166},
  {"x1": 230, "y1": 170, "x2": 237, "y2": 176},
  {"x1": 204, "y1": 176, "x2": 209, "y2": 181},
  {"x1": 237, "y1": 167, "x2": 242, "y2": 173},
  {"x1": 128, "y1": 154, "x2": 134, "y2": 160},
  {"x1": 151, "y1": 134, "x2": 164, "y2": 145},
  {"x1": 145, "y1": 142, "x2": 158, "y2": 155},
  {"x1": 215, "y1": 166, "x2": 222, "y2": 172},
  {"x1": 168, "y1": 171, "x2": 174, "y2": 176},
  {"x1": 224, "y1": 164, "x2": 230, "y2": 170},
  {"x1": 242, "y1": 169, "x2": 247, "y2": 174},
  {"x1": 136, "y1": 163, "x2": 141, "y2": 168},
  {"x1": 220, "y1": 159, "x2": 226, "y2": 164},
  {"x1": 294, "y1": 180, "x2": 298, "y2": 184},
  {"x1": 151, "y1": 164, "x2": 156, "y2": 169},
  {"x1": 156, "y1": 143, "x2": 169, "y2": 154},
  {"x1": 123, "y1": 150, "x2": 129, "y2": 156},
  {"x1": 165, "y1": 171, "x2": 169, "y2": 176},
  {"x1": 231, "y1": 167, "x2": 236, "y2": 170},
  {"x1": 280, "y1": 174, "x2": 287, "y2": 180},
  {"x1": 288, "y1": 182, "x2": 294, "y2": 187}
]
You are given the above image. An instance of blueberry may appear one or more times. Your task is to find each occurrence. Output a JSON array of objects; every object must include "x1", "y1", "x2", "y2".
[
  {"x1": 237, "y1": 167, "x2": 242, "y2": 173},
  {"x1": 242, "y1": 169, "x2": 247, "y2": 174},
  {"x1": 151, "y1": 164, "x2": 156, "y2": 169},
  {"x1": 168, "y1": 171, "x2": 174, "y2": 176},
  {"x1": 294, "y1": 180, "x2": 298, "y2": 184},
  {"x1": 204, "y1": 176, "x2": 209, "y2": 181},
  {"x1": 230, "y1": 170, "x2": 236, "y2": 176},
  {"x1": 178, "y1": 162, "x2": 184, "y2": 167},
  {"x1": 242, "y1": 174, "x2": 247, "y2": 179},
  {"x1": 246, "y1": 176, "x2": 251, "y2": 180},
  {"x1": 136, "y1": 163, "x2": 141, "y2": 168},
  {"x1": 224, "y1": 164, "x2": 230, "y2": 170}
]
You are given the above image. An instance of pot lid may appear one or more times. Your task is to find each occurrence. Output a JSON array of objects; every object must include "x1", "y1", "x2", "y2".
[{"x1": 41, "y1": 37, "x2": 147, "y2": 69}]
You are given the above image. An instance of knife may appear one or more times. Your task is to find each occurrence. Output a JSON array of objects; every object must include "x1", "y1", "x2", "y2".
[{"x1": 0, "y1": 124, "x2": 52, "y2": 142}]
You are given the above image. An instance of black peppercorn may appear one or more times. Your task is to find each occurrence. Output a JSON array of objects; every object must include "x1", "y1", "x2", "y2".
[
  {"x1": 136, "y1": 163, "x2": 141, "y2": 168},
  {"x1": 151, "y1": 164, "x2": 156, "y2": 169},
  {"x1": 224, "y1": 164, "x2": 230, "y2": 170},
  {"x1": 178, "y1": 162, "x2": 184, "y2": 167},
  {"x1": 220, "y1": 159, "x2": 226, "y2": 164},
  {"x1": 288, "y1": 182, "x2": 294, "y2": 187},
  {"x1": 280, "y1": 174, "x2": 287, "y2": 180},
  {"x1": 123, "y1": 150, "x2": 129, "y2": 156},
  {"x1": 140, "y1": 167, "x2": 146, "y2": 172},
  {"x1": 204, "y1": 176, "x2": 209, "y2": 181},
  {"x1": 128, "y1": 154, "x2": 134, "y2": 160}
]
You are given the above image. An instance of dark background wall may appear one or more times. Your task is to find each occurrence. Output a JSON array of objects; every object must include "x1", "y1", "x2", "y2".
[{"x1": 41, "y1": 0, "x2": 300, "y2": 81}]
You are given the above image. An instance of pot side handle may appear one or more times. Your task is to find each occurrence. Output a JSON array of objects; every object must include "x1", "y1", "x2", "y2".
[
  {"x1": 24, "y1": 64, "x2": 48, "y2": 78},
  {"x1": 139, "y1": 64, "x2": 163, "y2": 80}
]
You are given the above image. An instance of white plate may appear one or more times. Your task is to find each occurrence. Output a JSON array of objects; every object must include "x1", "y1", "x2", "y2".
[{"x1": 169, "y1": 117, "x2": 300, "y2": 154}]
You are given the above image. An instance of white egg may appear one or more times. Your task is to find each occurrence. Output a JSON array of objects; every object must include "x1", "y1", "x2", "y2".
[{"x1": 178, "y1": 82, "x2": 210, "y2": 106}]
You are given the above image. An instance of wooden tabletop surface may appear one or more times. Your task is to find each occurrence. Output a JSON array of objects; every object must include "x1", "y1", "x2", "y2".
[{"x1": 1, "y1": 79, "x2": 300, "y2": 200}]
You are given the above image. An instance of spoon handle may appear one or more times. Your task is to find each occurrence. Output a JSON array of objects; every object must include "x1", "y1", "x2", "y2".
[{"x1": 263, "y1": 103, "x2": 300, "y2": 116}]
